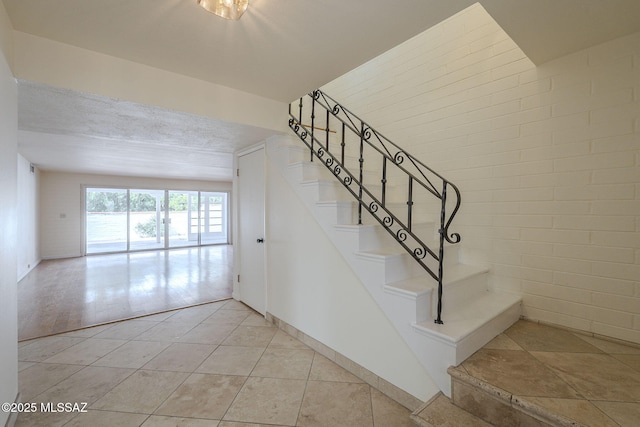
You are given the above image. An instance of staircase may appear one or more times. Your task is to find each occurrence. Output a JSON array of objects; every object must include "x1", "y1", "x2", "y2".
[{"x1": 270, "y1": 90, "x2": 521, "y2": 396}]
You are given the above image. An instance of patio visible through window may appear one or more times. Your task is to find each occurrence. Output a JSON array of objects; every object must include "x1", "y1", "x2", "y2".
[{"x1": 85, "y1": 187, "x2": 228, "y2": 254}]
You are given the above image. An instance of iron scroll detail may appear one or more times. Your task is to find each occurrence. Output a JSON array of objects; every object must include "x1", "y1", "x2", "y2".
[{"x1": 288, "y1": 90, "x2": 462, "y2": 325}]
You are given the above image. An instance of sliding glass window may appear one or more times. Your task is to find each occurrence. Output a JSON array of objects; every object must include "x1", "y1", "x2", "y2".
[
  {"x1": 129, "y1": 189, "x2": 165, "y2": 252},
  {"x1": 85, "y1": 188, "x2": 128, "y2": 254},
  {"x1": 85, "y1": 187, "x2": 229, "y2": 255},
  {"x1": 201, "y1": 192, "x2": 228, "y2": 245}
]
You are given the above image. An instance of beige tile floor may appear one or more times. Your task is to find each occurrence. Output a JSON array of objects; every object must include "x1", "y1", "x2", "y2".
[
  {"x1": 16, "y1": 299, "x2": 414, "y2": 427},
  {"x1": 18, "y1": 246, "x2": 233, "y2": 341},
  {"x1": 452, "y1": 320, "x2": 640, "y2": 426}
]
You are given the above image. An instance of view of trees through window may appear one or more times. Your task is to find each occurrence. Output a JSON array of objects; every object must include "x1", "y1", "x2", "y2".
[
  {"x1": 85, "y1": 187, "x2": 228, "y2": 254},
  {"x1": 86, "y1": 192, "x2": 194, "y2": 213}
]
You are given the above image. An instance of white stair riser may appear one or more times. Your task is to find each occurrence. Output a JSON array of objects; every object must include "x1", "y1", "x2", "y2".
[
  {"x1": 452, "y1": 302, "x2": 521, "y2": 365},
  {"x1": 287, "y1": 162, "x2": 333, "y2": 182},
  {"x1": 412, "y1": 295, "x2": 521, "y2": 395},
  {"x1": 334, "y1": 225, "x2": 400, "y2": 253},
  {"x1": 290, "y1": 156, "x2": 411, "y2": 200},
  {"x1": 383, "y1": 286, "x2": 433, "y2": 325},
  {"x1": 333, "y1": 222, "x2": 460, "y2": 271},
  {"x1": 355, "y1": 252, "x2": 425, "y2": 284},
  {"x1": 376, "y1": 202, "x2": 439, "y2": 227},
  {"x1": 356, "y1": 242, "x2": 460, "y2": 282},
  {"x1": 315, "y1": 201, "x2": 357, "y2": 225},
  {"x1": 424, "y1": 245, "x2": 460, "y2": 273},
  {"x1": 382, "y1": 267, "x2": 486, "y2": 325},
  {"x1": 438, "y1": 273, "x2": 487, "y2": 320},
  {"x1": 280, "y1": 144, "x2": 309, "y2": 163},
  {"x1": 301, "y1": 180, "x2": 350, "y2": 201}
]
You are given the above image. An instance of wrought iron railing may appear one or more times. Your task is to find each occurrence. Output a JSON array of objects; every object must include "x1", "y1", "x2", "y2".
[{"x1": 288, "y1": 90, "x2": 462, "y2": 324}]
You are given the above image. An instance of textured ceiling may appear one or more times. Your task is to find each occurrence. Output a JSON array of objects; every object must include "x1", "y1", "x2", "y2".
[
  {"x1": 4, "y1": 0, "x2": 640, "y2": 181},
  {"x1": 17, "y1": 80, "x2": 277, "y2": 181}
]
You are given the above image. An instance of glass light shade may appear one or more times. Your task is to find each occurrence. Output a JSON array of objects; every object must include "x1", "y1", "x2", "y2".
[{"x1": 197, "y1": 0, "x2": 249, "y2": 20}]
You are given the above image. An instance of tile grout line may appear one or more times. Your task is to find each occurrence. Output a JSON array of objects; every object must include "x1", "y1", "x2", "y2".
[
  {"x1": 17, "y1": 300, "x2": 415, "y2": 426},
  {"x1": 266, "y1": 311, "x2": 422, "y2": 412},
  {"x1": 25, "y1": 301, "x2": 233, "y2": 425},
  {"x1": 216, "y1": 320, "x2": 271, "y2": 425},
  {"x1": 145, "y1": 302, "x2": 250, "y2": 423},
  {"x1": 294, "y1": 347, "x2": 318, "y2": 427}
]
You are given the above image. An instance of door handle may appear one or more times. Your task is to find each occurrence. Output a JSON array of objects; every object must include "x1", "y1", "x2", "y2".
[{"x1": 256, "y1": 238, "x2": 264, "y2": 243}]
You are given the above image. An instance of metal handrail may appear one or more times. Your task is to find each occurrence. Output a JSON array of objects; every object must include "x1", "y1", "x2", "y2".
[{"x1": 288, "y1": 89, "x2": 462, "y2": 324}]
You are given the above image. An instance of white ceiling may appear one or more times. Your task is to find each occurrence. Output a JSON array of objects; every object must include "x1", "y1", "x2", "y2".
[
  {"x1": 5, "y1": 0, "x2": 482, "y2": 103},
  {"x1": 4, "y1": 0, "x2": 640, "y2": 181}
]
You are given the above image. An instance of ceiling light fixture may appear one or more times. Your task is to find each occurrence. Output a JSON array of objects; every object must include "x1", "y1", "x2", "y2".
[{"x1": 197, "y1": 0, "x2": 249, "y2": 20}]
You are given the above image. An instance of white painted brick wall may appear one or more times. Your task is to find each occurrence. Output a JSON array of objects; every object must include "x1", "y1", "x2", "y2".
[{"x1": 321, "y1": 4, "x2": 640, "y2": 343}]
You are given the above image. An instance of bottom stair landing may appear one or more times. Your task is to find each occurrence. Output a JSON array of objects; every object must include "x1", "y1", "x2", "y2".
[{"x1": 411, "y1": 319, "x2": 640, "y2": 427}]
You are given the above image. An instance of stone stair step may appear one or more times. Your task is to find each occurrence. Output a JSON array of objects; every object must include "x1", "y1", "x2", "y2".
[
  {"x1": 410, "y1": 393, "x2": 491, "y2": 427},
  {"x1": 447, "y1": 366, "x2": 582, "y2": 427},
  {"x1": 445, "y1": 319, "x2": 640, "y2": 426}
]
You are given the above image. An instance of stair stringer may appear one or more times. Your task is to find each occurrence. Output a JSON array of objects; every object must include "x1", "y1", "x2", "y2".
[{"x1": 266, "y1": 134, "x2": 521, "y2": 397}]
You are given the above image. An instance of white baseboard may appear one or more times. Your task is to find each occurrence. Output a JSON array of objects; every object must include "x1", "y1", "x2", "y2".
[{"x1": 4, "y1": 392, "x2": 20, "y2": 427}]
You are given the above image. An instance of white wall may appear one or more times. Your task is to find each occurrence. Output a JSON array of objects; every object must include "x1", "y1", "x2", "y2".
[
  {"x1": 265, "y1": 148, "x2": 438, "y2": 401},
  {"x1": 0, "y1": 1, "x2": 18, "y2": 423},
  {"x1": 39, "y1": 171, "x2": 232, "y2": 259},
  {"x1": 13, "y1": 31, "x2": 287, "y2": 133},
  {"x1": 323, "y1": 4, "x2": 640, "y2": 343},
  {"x1": 17, "y1": 154, "x2": 39, "y2": 280}
]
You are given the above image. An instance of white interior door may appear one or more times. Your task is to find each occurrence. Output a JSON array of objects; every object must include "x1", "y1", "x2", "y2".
[{"x1": 237, "y1": 147, "x2": 266, "y2": 314}]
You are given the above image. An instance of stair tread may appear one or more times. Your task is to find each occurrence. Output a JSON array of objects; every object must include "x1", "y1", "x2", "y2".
[
  {"x1": 443, "y1": 263, "x2": 488, "y2": 285},
  {"x1": 286, "y1": 156, "x2": 376, "y2": 175},
  {"x1": 447, "y1": 366, "x2": 588, "y2": 427},
  {"x1": 356, "y1": 247, "x2": 406, "y2": 258},
  {"x1": 334, "y1": 224, "x2": 377, "y2": 231},
  {"x1": 384, "y1": 276, "x2": 435, "y2": 297},
  {"x1": 334, "y1": 221, "x2": 435, "y2": 229},
  {"x1": 444, "y1": 318, "x2": 633, "y2": 427},
  {"x1": 413, "y1": 291, "x2": 521, "y2": 343},
  {"x1": 383, "y1": 263, "x2": 489, "y2": 297},
  {"x1": 287, "y1": 159, "x2": 321, "y2": 166},
  {"x1": 300, "y1": 178, "x2": 342, "y2": 186},
  {"x1": 355, "y1": 242, "x2": 452, "y2": 258},
  {"x1": 411, "y1": 393, "x2": 492, "y2": 427},
  {"x1": 315, "y1": 200, "x2": 355, "y2": 206}
]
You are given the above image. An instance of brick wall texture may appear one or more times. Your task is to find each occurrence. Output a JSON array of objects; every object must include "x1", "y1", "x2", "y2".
[{"x1": 322, "y1": 4, "x2": 640, "y2": 343}]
